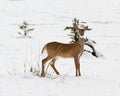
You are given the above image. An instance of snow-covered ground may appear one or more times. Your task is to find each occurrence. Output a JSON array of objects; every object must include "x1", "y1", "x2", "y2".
[{"x1": 0, "y1": 0, "x2": 120, "y2": 96}]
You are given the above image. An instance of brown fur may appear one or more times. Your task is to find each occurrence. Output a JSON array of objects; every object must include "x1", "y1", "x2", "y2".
[
  {"x1": 41, "y1": 38, "x2": 85, "y2": 77},
  {"x1": 41, "y1": 25, "x2": 90, "y2": 77}
]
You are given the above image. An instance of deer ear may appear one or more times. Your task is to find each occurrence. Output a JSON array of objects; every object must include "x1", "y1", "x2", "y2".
[{"x1": 86, "y1": 26, "x2": 92, "y2": 31}]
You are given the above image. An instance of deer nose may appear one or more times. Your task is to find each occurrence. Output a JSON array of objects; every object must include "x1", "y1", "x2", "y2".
[{"x1": 80, "y1": 33, "x2": 84, "y2": 36}]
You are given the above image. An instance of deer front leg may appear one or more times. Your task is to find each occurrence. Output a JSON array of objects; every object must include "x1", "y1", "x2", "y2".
[{"x1": 74, "y1": 56, "x2": 81, "y2": 76}]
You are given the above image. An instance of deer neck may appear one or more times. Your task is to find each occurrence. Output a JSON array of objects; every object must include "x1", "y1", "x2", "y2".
[
  {"x1": 76, "y1": 36, "x2": 85, "y2": 46},
  {"x1": 78, "y1": 35, "x2": 84, "y2": 41}
]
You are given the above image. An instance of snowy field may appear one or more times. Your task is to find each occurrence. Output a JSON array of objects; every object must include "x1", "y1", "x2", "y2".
[{"x1": 0, "y1": 0, "x2": 120, "y2": 96}]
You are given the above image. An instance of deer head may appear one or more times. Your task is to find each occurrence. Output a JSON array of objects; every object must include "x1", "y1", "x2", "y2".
[{"x1": 78, "y1": 25, "x2": 92, "y2": 36}]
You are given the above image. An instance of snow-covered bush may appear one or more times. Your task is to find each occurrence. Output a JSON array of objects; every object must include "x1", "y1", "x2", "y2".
[
  {"x1": 64, "y1": 18, "x2": 102, "y2": 58},
  {"x1": 18, "y1": 21, "x2": 34, "y2": 38}
]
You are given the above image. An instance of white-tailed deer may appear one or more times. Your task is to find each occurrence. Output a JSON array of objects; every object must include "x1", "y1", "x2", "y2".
[{"x1": 41, "y1": 25, "x2": 91, "y2": 77}]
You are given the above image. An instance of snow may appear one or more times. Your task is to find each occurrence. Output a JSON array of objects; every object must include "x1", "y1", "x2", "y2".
[{"x1": 0, "y1": 0, "x2": 120, "y2": 96}]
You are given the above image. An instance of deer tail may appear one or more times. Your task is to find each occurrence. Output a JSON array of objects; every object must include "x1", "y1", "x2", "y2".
[{"x1": 41, "y1": 45, "x2": 46, "y2": 54}]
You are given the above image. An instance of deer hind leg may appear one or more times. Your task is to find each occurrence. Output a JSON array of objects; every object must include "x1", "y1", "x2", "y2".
[
  {"x1": 41, "y1": 56, "x2": 51, "y2": 77},
  {"x1": 50, "y1": 58, "x2": 60, "y2": 75},
  {"x1": 74, "y1": 56, "x2": 81, "y2": 76}
]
